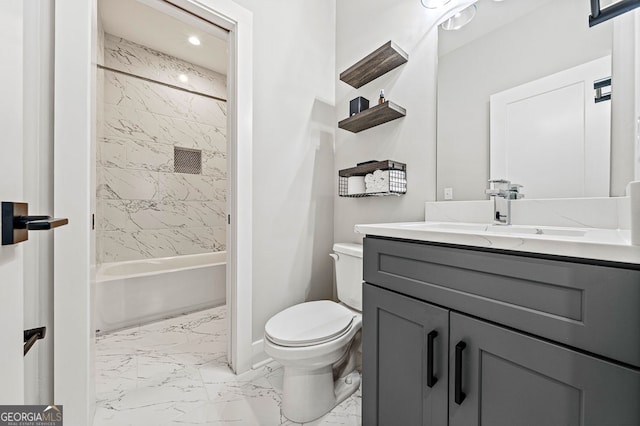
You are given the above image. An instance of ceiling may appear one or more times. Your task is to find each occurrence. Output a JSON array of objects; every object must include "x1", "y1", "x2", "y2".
[{"x1": 98, "y1": 0, "x2": 228, "y2": 75}]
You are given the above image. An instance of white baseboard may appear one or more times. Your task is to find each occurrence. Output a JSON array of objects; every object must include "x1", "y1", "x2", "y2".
[{"x1": 251, "y1": 339, "x2": 272, "y2": 369}]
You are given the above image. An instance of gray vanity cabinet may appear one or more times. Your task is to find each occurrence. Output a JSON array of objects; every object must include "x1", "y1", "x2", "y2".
[
  {"x1": 449, "y1": 312, "x2": 640, "y2": 426},
  {"x1": 362, "y1": 236, "x2": 640, "y2": 425},
  {"x1": 362, "y1": 284, "x2": 448, "y2": 426}
]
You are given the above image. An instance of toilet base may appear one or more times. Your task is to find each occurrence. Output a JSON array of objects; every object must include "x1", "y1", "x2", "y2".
[{"x1": 281, "y1": 367, "x2": 360, "y2": 423}]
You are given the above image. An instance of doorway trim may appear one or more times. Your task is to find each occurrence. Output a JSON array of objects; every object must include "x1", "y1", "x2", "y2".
[
  {"x1": 150, "y1": 0, "x2": 255, "y2": 375},
  {"x1": 53, "y1": 0, "x2": 253, "y2": 423}
]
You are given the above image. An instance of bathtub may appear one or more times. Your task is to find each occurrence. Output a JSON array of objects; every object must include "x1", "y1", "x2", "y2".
[{"x1": 95, "y1": 252, "x2": 226, "y2": 333}]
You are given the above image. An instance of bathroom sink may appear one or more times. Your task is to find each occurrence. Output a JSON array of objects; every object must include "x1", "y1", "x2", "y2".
[
  {"x1": 354, "y1": 221, "x2": 637, "y2": 264},
  {"x1": 412, "y1": 222, "x2": 488, "y2": 232},
  {"x1": 486, "y1": 225, "x2": 587, "y2": 237},
  {"x1": 397, "y1": 222, "x2": 587, "y2": 237}
]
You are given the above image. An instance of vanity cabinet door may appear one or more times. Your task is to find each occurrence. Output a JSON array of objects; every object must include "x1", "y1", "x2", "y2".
[
  {"x1": 449, "y1": 312, "x2": 640, "y2": 426},
  {"x1": 363, "y1": 283, "x2": 449, "y2": 426}
]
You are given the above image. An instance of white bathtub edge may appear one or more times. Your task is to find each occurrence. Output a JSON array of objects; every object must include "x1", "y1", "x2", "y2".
[{"x1": 97, "y1": 252, "x2": 226, "y2": 283}]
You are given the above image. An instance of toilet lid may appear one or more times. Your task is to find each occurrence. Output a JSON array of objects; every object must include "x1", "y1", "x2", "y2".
[{"x1": 265, "y1": 301, "x2": 355, "y2": 347}]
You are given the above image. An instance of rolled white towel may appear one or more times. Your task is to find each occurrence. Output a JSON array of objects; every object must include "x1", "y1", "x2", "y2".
[
  {"x1": 364, "y1": 173, "x2": 374, "y2": 184},
  {"x1": 369, "y1": 183, "x2": 386, "y2": 193},
  {"x1": 347, "y1": 176, "x2": 366, "y2": 195},
  {"x1": 366, "y1": 181, "x2": 383, "y2": 193}
]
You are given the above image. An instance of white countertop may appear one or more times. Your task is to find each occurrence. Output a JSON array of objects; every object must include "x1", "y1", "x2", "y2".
[{"x1": 355, "y1": 221, "x2": 640, "y2": 265}]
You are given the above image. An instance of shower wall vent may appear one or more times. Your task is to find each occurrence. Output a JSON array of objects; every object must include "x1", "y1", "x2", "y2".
[{"x1": 174, "y1": 147, "x2": 202, "y2": 175}]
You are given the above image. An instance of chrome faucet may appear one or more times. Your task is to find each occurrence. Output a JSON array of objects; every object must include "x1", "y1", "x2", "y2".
[{"x1": 485, "y1": 179, "x2": 524, "y2": 225}]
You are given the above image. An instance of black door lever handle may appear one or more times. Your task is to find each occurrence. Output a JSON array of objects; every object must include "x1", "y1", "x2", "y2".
[{"x1": 2, "y1": 202, "x2": 68, "y2": 245}]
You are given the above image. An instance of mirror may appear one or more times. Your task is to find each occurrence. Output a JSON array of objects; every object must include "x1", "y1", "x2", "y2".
[{"x1": 436, "y1": 0, "x2": 625, "y2": 201}]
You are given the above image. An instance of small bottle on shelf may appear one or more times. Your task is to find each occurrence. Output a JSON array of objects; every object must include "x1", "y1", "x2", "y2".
[{"x1": 378, "y1": 89, "x2": 385, "y2": 105}]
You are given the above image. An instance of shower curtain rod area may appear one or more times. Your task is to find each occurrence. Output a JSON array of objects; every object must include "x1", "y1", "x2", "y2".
[{"x1": 97, "y1": 64, "x2": 227, "y2": 103}]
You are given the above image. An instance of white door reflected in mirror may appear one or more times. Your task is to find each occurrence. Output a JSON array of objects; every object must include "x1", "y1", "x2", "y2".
[{"x1": 490, "y1": 56, "x2": 611, "y2": 199}]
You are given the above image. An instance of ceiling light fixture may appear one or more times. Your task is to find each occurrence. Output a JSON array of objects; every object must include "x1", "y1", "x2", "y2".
[
  {"x1": 440, "y1": 3, "x2": 477, "y2": 30},
  {"x1": 188, "y1": 36, "x2": 201, "y2": 46},
  {"x1": 421, "y1": 0, "x2": 451, "y2": 9}
]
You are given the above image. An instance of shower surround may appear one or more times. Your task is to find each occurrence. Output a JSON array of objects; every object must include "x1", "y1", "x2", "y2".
[{"x1": 97, "y1": 34, "x2": 227, "y2": 263}]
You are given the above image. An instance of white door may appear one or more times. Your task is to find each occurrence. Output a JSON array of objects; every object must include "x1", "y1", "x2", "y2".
[
  {"x1": 0, "y1": 0, "x2": 26, "y2": 404},
  {"x1": 490, "y1": 56, "x2": 611, "y2": 199}
]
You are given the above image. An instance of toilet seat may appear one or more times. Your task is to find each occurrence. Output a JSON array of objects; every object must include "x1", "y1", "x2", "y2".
[{"x1": 265, "y1": 301, "x2": 355, "y2": 347}]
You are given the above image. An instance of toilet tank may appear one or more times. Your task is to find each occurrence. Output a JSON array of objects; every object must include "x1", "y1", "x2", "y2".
[{"x1": 332, "y1": 243, "x2": 363, "y2": 312}]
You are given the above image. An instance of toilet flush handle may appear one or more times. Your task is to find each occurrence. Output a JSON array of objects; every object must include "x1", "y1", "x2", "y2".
[{"x1": 329, "y1": 253, "x2": 339, "y2": 262}]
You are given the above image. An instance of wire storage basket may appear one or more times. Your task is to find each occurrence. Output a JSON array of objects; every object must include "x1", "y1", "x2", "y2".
[{"x1": 338, "y1": 160, "x2": 407, "y2": 197}]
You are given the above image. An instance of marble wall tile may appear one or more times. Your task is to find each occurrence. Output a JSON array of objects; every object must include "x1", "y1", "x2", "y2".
[
  {"x1": 97, "y1": 35, "x2": 227, "y2": 263},
  {"x1": 104, "y1": 34, "x2": 226, "y2": 99},
  {"x1": 126, "y1": 140, "x2": 174, "y2": 172},
  {"x1": 202, "y1": 151, "x2": 227, "y2": 179},
  {"x1": 158, "y1": 173, "x2": 225, "y2": 201},
  {"x1": 103, "y1": 71, "x2": 127, "y2": 106},
  {"x1": 104, "y1": 71, "x2": 226, "y2": 128},
  {"x1": 104, "y1": 102, "x2": 226, "y2": 151},
  {"x1": 99, "y1": 230, "x2": 154, "y2": 261},
  {"x1": 103, "y1": 103, "x2": 173, "y2": 145},
  {"x1": 210, "y1": 226, "x2": 226, "y2": 252},
  {"x1": 98, "y1": 200, "x2": 128, "y2": 232},
  {"x1": 193, "y1": 98, "x2": 227, "y2": 129},
  {"x1": 98, "y1": 138, "x2": 126, "y2": 168},
  {"x1": 165, "y1": 117, "x2": 225, "y2": 152},
  {"x1": 100, "y1": 120, "x2": 218, "y2": 174},
  {"x1": 98, "y1": 167, "x2": 159, "y2": 200},
  {"x1": 97, "y1": 69, "x2": 105, "y2": 140},
  {"x1": 122, "y1": 200, "x2": 226, "y2": 230},
  {"x1": 100, "y1": 228, "x2": 224, "y2": 262}
]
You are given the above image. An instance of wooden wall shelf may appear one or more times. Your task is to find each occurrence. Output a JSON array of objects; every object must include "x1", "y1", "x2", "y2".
[
  {"x1": 340, "y1": 41, "x2": 409, "y2": 89},
  {"x1": 338, "y1": 160, "x2": 407, "y2": 197},
  {"x1": 338, "y1": 101, "x2": 406, "y2": 133},
  {"x1": 339, "y1": 160, "x2": 406, "y2": 177}
]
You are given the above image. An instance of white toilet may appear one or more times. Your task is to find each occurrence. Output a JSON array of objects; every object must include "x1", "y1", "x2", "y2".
[{"x1": 264, "y1": 243, "x2": 363, "y2": 423}]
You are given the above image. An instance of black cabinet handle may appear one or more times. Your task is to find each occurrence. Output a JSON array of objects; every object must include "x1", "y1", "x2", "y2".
[
  {"x1": 454, "y1": 341, "x2": 467, "y2": 405},
  {"x1": 427, "y1": 330, "x2": 438, "y2": 388}
]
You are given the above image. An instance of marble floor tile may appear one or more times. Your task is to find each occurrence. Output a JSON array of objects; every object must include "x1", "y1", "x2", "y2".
[{"x1": 95, "y1": 306, "x2": 362, "y2": 426}]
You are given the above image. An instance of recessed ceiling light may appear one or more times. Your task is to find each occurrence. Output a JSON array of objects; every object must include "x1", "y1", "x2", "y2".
[
  {"x1": 178, "y1": 74, "x2": 189, "y2": 83},
  {"x1": 188, "y1": 36, "x2": 201, "y2": 46}
]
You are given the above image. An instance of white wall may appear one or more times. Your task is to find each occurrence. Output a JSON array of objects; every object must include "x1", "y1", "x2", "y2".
[
  {"x1": 230, "y1": 0, "x2": 337, "y2": 341},
  {"x1": 334, "y1": 0, "x2": 440, "y2": 243}
]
